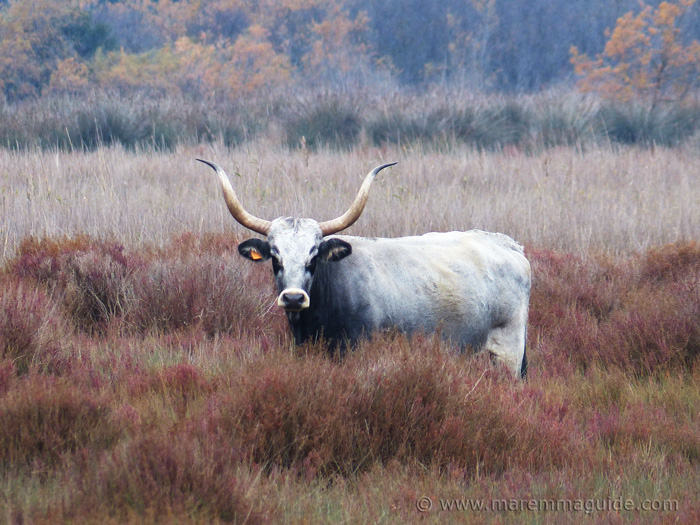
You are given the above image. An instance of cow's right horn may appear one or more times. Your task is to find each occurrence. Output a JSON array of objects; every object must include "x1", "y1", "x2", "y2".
[
  {"x1": 197, "y1": 159, "x2": 272, "y2": 236},
  {"x1": 318, "y1": 162, "x2": 397, "y2": 236}
]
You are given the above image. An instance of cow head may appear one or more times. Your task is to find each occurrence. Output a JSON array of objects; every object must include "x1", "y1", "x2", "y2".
[{"x1": 197, "y1": 159, "x2": 396, "y2": 312}]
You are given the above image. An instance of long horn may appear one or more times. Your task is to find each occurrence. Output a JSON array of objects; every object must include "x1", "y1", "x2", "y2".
[
  {"x1": 197, "y1": 159, "x2": 272, "y2": 236},
  {"x1": 318, "y1": 162, "x2": 397, "y2": 236}
]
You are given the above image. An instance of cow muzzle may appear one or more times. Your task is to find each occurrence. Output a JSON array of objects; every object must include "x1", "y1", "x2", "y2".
[{"x1": 277, "y1": 288, "x2": 310, "y2": 311}]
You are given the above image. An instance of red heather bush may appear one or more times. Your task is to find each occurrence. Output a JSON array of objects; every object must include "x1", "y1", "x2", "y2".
[
  {"x1": 528, "y1": 249, "x2": 623, "y2": 327},
  {"x1": 160, "y1": 233, "x2": 283, "y2": 339},
  {"x1": 128, "y1": 254, "x2": 279, "y2": 339},
  {"x1": 529, "y1": 243, "x2": 700, "y2": 376},
  {"x1": 10, "y1": 235, "x2": 94, "y2": 281},
  {"x1": 208, "y1": 350, "x2": 352, "y2": 475},
  {"x1": 0, "y1": 361, "x2": 15, "y2": 394},
  {"x1": 141, "y1": 234, "x2": 283, "y2": 339},
  {"x1": 0, "y1": 375, "x2": 118, "y2": 469},
  {"x1": 127, "y1": 363, "x2": 215, "y2": 419},
  {"x1": 592, "y1": 401, "x2": 700, "y2": 463},
  {"x1": 639, "y1": 241, "x2": 700, "y2": 285},
  {"x1": 9, "y1": 236, "x2": 142, "y2": 334},
  {"x1": 76, "y1": 433, "x2": 262, "y2": 523},
  {"x1": 206, "y1": 336, "x2": 577, "y2": 479},
  {"x1": 7, "y1": 233, "x2": 283, "y2": 340},
  {"x1": 607, "y1": 290, "x2": 700, "y2": 374},
  {"x1": 0, "y1": 275, "x2": 72, "y2": 374}
]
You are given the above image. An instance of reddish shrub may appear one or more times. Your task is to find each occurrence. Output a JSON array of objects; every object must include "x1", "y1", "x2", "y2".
[
  {"x1": 8, "y1": 236, "x2": 142, "y2": 334},
  {"x1": 206, "y1": 337, "x2": 578, "y2": 479},
  {"x1": 10, "y1": 235, "x2": 94, "y2": 282},
  {"x1": 592, "y1": 401, "x2": 700, "y2": 463},
  {"x1": 0, "y1": 276, "x2": 72, "y2": 374},
  {"x1": 0, "y1": 361, "x2": 15, "y2": 393},
  {"x1": 529, "y1": 244, "x2": 700, "y2": 376},
  {"x1": 640, "y1": 241, "x2": 700, "y2": 285},
  {"x1": 0, "y1": 375, "x2": 118, "y2": 469},
  {"x1": 209, "y1": 353, "x2": 351, "y2": 475},
  {"x1": 6, "y1": 234, "x2": 283, "y2": 340},
  {"x1": 77, "y1": 432, "x2": 262, "y2": 523},
  {"x1": 528, "y1": 249, "x2": 624, "y2": 327},
  {"x1": 62, "y1": 246, "x2": 139, "y2": 332},
  {"x1": 127, "y1": 254, "x2": 278, "y2": 339},
  {"x1": 127, "y1": 363, "x2": 214, "y2": 419}
]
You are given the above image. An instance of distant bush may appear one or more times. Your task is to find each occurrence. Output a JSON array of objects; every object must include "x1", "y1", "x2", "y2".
[
  {"x1": 366, "y1": 111, "x2": 431, "y2": 146},
  {"x1": 0, "y1": 93, "x2": 262, "y2": 151},
  {"x1": 283, "y1": 94, "x2": 362, "y2": 150},
  {"x1": 448, "y1": 101, "x2": 531, "y2": 150},
  {"x1": 2, "y1": 90, "x2": 700, "y2": 152},
  {"x1": 367, "y1": 98, "x2": 532, "y2": 150},
  {"x1": 534, "y1": 95, "x2": 599, "y2": 148},
  {"x1": 598, "y1": 102, "x2": 700, "y2": 147}
]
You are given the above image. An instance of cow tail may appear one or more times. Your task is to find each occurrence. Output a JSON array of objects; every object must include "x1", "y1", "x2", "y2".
[{"x1": 520, "y1": 338, "x2": 528, "y2": 379}]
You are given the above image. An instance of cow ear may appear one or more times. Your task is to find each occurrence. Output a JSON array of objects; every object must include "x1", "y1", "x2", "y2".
[
  {"x1": 318, "y1": 238, "x2": 352, "y2": 262},
  {"x1": 238, "y1": 238, "x2": 270, "y2": 262}
]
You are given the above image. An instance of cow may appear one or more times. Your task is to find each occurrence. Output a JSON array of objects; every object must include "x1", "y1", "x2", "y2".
[{"x1": 198, "y1": 159, "x2": 531, "y2": 378}]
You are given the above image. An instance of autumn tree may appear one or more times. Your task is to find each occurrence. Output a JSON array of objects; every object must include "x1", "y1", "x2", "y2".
[
  {"x1": 0, "y1": 0, "x2": 114, "y2": 100},
  {"x1": 571, "y1": 0, "x2": 700, "y2": 104},
  {"x1": 301, "y1": 4, "x2": 373, "y2": 85},
  {"x1": 218, "y1": 25, "x2": 292, "y2": 97},
  {"x1": 92, "y1": 0, "x2": 370, "y2": 98}
]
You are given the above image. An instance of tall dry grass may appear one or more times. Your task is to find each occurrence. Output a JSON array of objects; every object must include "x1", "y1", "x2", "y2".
[{"x1": 1, "y1": 141, "x2": 699, "y2": 261}]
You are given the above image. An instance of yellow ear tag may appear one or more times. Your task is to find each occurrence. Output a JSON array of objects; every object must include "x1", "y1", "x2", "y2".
[{"x1": 250, "y1": 250, "x2": 262, "y2": 260}]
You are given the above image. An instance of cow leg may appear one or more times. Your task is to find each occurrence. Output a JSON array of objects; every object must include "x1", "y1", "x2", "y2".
[{"x1": 484, "y1": 305, "x2": 528, "y2": 378}]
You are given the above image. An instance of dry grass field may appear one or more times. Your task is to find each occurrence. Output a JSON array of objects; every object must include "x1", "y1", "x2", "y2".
[
  {"x1": 2, "y1": 141, "x2": 699, "y2": 258},
  {"x1": 1, "y1": 141, "x2": 700, "y2": 523}
]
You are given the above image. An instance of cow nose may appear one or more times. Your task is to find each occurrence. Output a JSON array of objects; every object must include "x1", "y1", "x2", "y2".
[
  {"x1": 283, "y1": 293, "x2": 304, "y2": 309},
  {"x1": 277, "y1": 288, "x2": 310, "y2": 311}
]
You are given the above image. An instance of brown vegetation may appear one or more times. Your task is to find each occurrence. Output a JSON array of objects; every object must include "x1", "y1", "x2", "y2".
[{"x1": 1, "y1": 141, "x2": 699, "y2": 521}]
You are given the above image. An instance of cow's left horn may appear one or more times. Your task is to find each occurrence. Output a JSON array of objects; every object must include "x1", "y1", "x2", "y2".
[
  {"x1": 197, "y1": 159, "x2": 272, "y2": 236},
  {"x1": 318, "y1": 162, "x2": 397, "y2": 236}
]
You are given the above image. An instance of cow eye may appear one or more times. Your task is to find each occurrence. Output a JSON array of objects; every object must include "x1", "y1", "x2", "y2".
[
  {"x1": 272, "y1": 257, "x2": 283, "y2": 274},
  {"x1": 306, "y1": 255, "x2": 318, "y2": 273}
]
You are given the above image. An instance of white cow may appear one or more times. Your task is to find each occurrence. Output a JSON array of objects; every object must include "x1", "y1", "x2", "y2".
[{"x1": 199, "y1": 159, "x2": 531, "y2": 377}]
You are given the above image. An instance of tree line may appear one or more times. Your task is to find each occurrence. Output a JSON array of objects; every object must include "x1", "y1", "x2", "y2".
[{"x1": 0, "y1": 0, "x2": 699, "y2": 103}]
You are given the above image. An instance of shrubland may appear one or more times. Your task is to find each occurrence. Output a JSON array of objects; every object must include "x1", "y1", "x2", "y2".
[
  {"x1": 2, "y1": 90, "x2": 700, "y2": 152},
  {"x1": 1, "y1": 140, "x2": 700, "y2": 522}
]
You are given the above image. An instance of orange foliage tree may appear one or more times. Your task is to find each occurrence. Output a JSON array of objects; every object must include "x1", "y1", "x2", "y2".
[
  {"x1": 570, "y1": 0, "x2": 700, "y2": 104},
  {"x1": 94, "y1": 29, "x2": 292, "y2": 100},
  {"x1": 93, "y1": 48, "x2": 178, "y2": 95},
  {"x1": 0, "y1": 0, "x2": 94, "y2": 100},
  {"x1": 49, "y1": 57, "x2": 92, "y2": 94},
  {"x1": 1, "y1": 0, "x2": 379, "y2": 101},
  {"x1": 92, "y1": 0, "x2": 364, "y2": 98},
  {"x1": 302, "y1": 5, "x2": 372, "y2": 83},
  {"x1": 218, "y1": 25, "x2": 292, "y2": 96}
]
